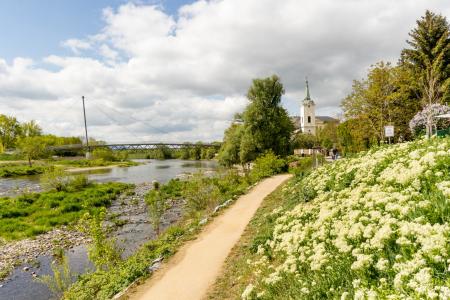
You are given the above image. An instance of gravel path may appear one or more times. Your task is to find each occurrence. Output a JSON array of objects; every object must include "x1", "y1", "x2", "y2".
[{"x1": 126, "y1": 174, "x2": 292, "y2": 300}]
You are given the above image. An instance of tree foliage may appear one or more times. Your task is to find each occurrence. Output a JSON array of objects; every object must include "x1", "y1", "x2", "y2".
[
  {"x1": 401, "y1": 10, "x2": 450, "y2": 105},
  {"x1": 218, "y1": 75, "x2": 294, "y2": 166},
  {"x1": 17, "y1": 136, "x2": 47, "y2": 166},
  {"x1": 0, "y1": 114, "x2": 22, "y2": 150}
]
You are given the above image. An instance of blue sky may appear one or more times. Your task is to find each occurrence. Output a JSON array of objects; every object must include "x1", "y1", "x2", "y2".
[{"x1": 0, "y1": 0, "x2": 191, "y2": 62}]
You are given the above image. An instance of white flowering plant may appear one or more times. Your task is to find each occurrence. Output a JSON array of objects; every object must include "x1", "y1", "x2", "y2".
[{"x1": 242, "y1": 137, "x2": 450, "y2": 299}]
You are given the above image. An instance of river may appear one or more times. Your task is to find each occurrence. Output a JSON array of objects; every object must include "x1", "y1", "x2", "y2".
[{"x1": 0, "y1": 159, "x2": 218, "y2": 300}]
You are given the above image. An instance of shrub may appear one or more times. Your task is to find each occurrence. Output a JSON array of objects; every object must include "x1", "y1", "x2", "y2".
[
  {"x1": 78, "y1": 212, "x2": 123, "y2": 271},
  {"x1": 249, "y1": 151, "x2": 286, "y2": 182},
  {"x1": 40, "y1": 168, "x2": 72, "y2": 191},
  {"x1": 35, "y1": 254, "x2": 76, "y2": 299},
  {"x1": 184, "y1": 173, "x2": 221, "y2": 214},
  {"x1": 146, "y1": 183, "x2": 168, "y2": 235},
  {"x1": 92, "y1": 148, "x2": 115, "y2": 161}
]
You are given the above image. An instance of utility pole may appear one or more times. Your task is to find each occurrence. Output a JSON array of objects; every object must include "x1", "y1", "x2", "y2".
[{"x1": 82, "y1": 96, "x2": 91, "y2": 159}]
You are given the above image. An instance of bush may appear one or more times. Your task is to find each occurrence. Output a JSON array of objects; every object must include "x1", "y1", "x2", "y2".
[
  {"x1": 249, "y1": 151, "x2": 286, "y2": 182},
  {"x1": 40, "y1": 168, "x2": 72, "y2": 191},
  {"x1": 146, "y1": 183, "x2": 168, "y2": 235},
  {"x1": 92, "y1": 148, "x2": 115, "y2": 161},
  {"x1": 78, "y1": 212, "x2": 123, "y2": 271},
  {"x1": 184, "y1": 173, "x2": 221, "y2": 214}
]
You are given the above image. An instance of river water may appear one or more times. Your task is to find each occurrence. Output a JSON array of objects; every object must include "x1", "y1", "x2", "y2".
[{"x1": 0, "y1": 159, "x2": 218, "y2": 300}]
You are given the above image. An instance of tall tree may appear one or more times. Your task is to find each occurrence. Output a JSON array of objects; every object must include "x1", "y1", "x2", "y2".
[
  {"x1": 21, "y1": 120, "x2": 42, "y2": 137},
  {"x1": 240, "y1": 75, "x2": 294, "y2": 162},
  {"x1": 217, "y1": 123, "x2": 244, "y2": 167},
  {"x1": 401, "y1": 10, "x2": 450, "y2": 105},
  {"x1": 342, "y1": 62, "x2": 396, "y2": 143},
  {"x1": 401, "y1": 11, "x2": 450, "y2": 137},
  {"x1": 0, "y1": 114, "x2": 22, "y2": 150}
]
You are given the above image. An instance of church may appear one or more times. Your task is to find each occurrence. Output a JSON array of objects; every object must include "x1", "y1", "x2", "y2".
[{"x1": 291, "y1": 79, "x2": 339, "y2": 135}]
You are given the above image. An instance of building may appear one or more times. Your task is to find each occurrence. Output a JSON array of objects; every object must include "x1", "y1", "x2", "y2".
[{"x1": 291, "y1": 79, "x2": 339, "y2": 135}]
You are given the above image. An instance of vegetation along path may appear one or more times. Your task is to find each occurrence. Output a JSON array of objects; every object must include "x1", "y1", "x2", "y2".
[{"x1": 127, "y1": 174, "x2": 292, "y2": 300}]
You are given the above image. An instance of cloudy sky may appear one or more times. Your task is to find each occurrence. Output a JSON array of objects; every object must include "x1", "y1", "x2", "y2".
[{"x1": 0, "y1": 0, "x2": 449, "y2": 143}]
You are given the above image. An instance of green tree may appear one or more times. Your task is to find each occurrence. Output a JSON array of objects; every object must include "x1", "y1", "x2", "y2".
[
  {"x1": 337, "y1": 118, "x2": 375, "y2": 155},
  {"x1": 21, "y1": 120, "x2": 42, "y2": 137},
  {"x1": 0, "y1": 114, "x2": 22, "y2": 150},
  {"x1": 17, "y1": 136, "x2": 47, "y2": 166},
  {"x1": 316, "y1": 122, "x2": 339, "y2": 149},
  {"x1": 240, "y1": 75, "x2": 294, "y2": 162},
  {"x1": 401, "y1": 10, "x2": 450, "y2": 105},
  {"x1": 342, "y1": 62, "x2": 396, "y2": 143},
  {"x1": 291, "y1": 133, "x2": 317, "y2": 149},
  {"x1": 217, "y1": 124, "x2": 244, "y2": 167},
  {"x1": 401, "y1": 10, "x2": 450, "y2": 137}
]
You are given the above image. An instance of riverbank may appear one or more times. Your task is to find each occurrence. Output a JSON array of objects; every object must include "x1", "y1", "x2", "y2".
[{"x1": 0, "y1": 159, "x2": 220, "y2": 299}]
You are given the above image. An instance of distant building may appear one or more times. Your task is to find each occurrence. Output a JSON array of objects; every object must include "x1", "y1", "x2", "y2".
[{"x1": 291, "y1": 79, "x2": 339, "y2": 135}]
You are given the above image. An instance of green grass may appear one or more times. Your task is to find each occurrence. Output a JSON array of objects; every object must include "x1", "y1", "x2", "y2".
[
  {"x1": 0, "y1": 182, "x2": 131, "y2": 240},
  {"x1": 0, "y1": 164, "x2": 47, "y2": 177},
  {"x1": 0, "y1": 153, "x2": 23, "y2": 161}
]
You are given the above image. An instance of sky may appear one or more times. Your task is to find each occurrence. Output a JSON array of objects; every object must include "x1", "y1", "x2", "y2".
[{"x1": 0, "y1": 0, "x2": 449, "y2": 143}]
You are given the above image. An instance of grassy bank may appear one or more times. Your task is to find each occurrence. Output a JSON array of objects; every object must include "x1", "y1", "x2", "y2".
[
  {"x1": 209, "y1": 137, "x2": 450, "y2": 299},
  {"x1": 0, "y1": 163, "x2": 47, "y2": 177},
  {"x1": 0, "y1": 182, "x2": 131, "y2": 240}
]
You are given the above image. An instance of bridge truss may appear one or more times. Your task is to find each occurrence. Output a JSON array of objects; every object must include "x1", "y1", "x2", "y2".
[{"x1": 48, "y1": 143, "x2": 220, "y2": 152}]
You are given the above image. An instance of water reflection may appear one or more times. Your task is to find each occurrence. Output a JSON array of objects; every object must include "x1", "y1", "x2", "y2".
[{"x1": 0, "y1": 159, "x2": 218, "y2": 197}]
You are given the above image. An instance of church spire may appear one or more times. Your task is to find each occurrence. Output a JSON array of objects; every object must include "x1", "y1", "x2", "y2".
[{"x1": 305, "y1": 77, "x2": 311, "y2": 100}]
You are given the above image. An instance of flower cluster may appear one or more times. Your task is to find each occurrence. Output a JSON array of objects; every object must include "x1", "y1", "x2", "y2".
[
  {"x1": 409, "y1": 103, "x2": 450, "y2": 134},
  {"x1": 242, "y1": 137, "x2": 450, "y2": 299}
]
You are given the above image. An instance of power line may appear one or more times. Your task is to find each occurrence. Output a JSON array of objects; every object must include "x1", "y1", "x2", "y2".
[
  {"x1": 91, "y1": 102, "x2": 146, "y2": 142},
  {"x1": 92, "y1": 101, "x2": 170, "y2": 135}
]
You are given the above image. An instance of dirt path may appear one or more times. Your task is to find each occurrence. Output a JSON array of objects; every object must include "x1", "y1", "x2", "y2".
[{"x1": 126, "y1": 174, "x2": 291, "y2": 300}]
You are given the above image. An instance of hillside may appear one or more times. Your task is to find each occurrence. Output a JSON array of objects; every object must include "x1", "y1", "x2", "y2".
[{"x1": 209, "y1": 137, "x2": 450, "y2": 299}]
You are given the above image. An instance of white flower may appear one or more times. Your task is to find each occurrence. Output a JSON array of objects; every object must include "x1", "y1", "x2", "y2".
[
  {"x1": 241, "y1": 284, "x2": 254, "y2": 299},
  {"x1": 375, "y1": 258, "x2": 389, "y2": 271}
]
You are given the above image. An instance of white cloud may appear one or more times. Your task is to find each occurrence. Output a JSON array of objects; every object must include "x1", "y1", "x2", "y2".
[
  {"x1": 1, "y1": 0, "x2": 450, "y2": 142},
  {"x1": 62, "y1": 38, "x2": 92, "y2": 54}
]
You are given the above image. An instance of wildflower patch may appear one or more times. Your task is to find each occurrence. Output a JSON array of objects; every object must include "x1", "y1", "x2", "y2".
[{"x1": 242, "y1": 138, "x2": 450, "y2": 299}]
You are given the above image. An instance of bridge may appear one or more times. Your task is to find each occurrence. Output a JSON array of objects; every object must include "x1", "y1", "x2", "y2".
[{"x1": 49, "y1": 142, "x2": 221, "y2": 152}]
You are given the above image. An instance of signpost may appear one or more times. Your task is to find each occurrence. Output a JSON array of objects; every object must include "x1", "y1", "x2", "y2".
[{"x1": 384, "y1": 125, "x2": 394, "y2": 144}]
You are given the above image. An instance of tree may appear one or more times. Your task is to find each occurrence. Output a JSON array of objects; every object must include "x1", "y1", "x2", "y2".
[
  {"x1": 401, "y1": 10, "x2": 450, "y2": 105},
  {"x1": 0, "y1": 114, "x2": 22, "y2": 150},
  {"x1": 316, "y1": 122, "x2": 339, "y2": 149},
  {"x1": 17, "y1": 136, "x2": 46, "y2": 166},
  {"x1": 217, "y1": 124, "x2": 244, "y2": 167},
  {"x1": 342, "y1": 62, "x2": 420, "y2": 144},
  {"x1": 342, "y1": 62, "x2": 396, "y2": 143},
  {"x1": 409, "y1": 104, "x2": 450, "y2": 136},
  {"x1": 291, "y1": 133, "x2": 317, "y2": 149},
  {"x1": 337, "y1": 118, "x2": 375, "y2": 155},
  {"x1": 21, "y1": 120, "x2": 42, "y2": 137},
  {"x1": 240, "y1": 75, "x2": 294, "y2": 162},
  {"x1": 401, "y1": 10, "x2": 450, "y2": 137}
]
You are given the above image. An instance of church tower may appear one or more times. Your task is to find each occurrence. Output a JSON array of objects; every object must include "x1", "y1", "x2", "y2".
[{"x1": 300, "y1": 78, "x2": 316, "y2": 135}]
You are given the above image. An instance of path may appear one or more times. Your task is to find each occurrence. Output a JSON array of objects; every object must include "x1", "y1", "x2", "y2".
[{"x1": 126, "y1": 174, "x2": 292, "y2": 300}]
